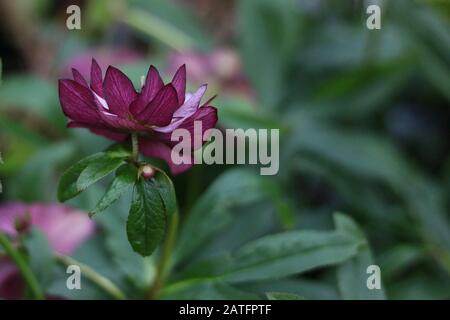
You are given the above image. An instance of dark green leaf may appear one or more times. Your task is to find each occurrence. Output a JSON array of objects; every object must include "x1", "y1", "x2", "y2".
[
  {"x1": 266, "y1": 292, "x2": 303, "y2": 300},
  {"x1": 105, "y1": 143, "x2": 132, "y2": 159},
  {"x1": 76, "y1": 155, "x2": 125, "y2": 191},
  {"x1": 89, "y1": 165, "x2": 137, "y2": 217},
  {"x1": 334, "y1": 213, "x2": 386, "y2": 300},
  {"x1": 57, "y1": 153, "x2": 106, "y2": 202},
  {"x1": 23, "y1": 229, "x2": 55, "y2": 290},
  {"x1": 126, "y1": 178, "x2": 166, "y2": 256},
  {"x1": 153, "y1": 168, "x2": 177, "y2": 217},
  {"x1": 161, "y1": 280, "x2": 259, "y2": 300},
  {"x1": 175, "y1": 169, "x2": 274, "y2": 263},
  {"x1": 221, "y1": 230, "x2": 360, "y2": 283}
]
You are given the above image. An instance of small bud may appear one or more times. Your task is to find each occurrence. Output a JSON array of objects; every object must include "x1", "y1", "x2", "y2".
[
  {"x1": 140, "y1": 75, "x2": 146, "y2": 89},
  {"x1": 141, "y1": 164, "x2": 155, "y2": 179},
  {"x1": 15, "y1": 212, "x2": 31, "y2": 234}
]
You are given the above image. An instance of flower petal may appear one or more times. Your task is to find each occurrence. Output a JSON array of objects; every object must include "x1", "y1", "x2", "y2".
[
  {"x1": 28, "y1": 204, "x2": 95, "y2": 255},
  {"x1": 129, "y1": 65, "x2": 164, "y2": 116},
  {"x1": 0, "y1": 258, "x2": 23, "y2": 300},
  {"x1": 139, "y1": 138, "x2": 193, "y2": 175},
  {"x1": 156, "y1": 106, "x2": 218, "y2": 150},
  {"x1": 90, "y1": 58, "x2": 103, "y2": 96},
  {"x1": 72, "y1": 68, "x2": 88, "y2": 87},
  {"x1": 0, "y1": 202, "x2": 95, "y2": 256},
  {"x1": 135, "y1": 84, "x2": 179, "y2": 126},
  {"x1": 58, "y1": 79, "x2": 102, "y2": 124},
  {"x1": 171, "y1": 64, "x2": 186, "y2": 104},
  {"x1": 172, "y1": 84, "x2": 207, "y2": 119},
  {"x1": 68, "y1": 121, "x2": 128, "y2": 142},
  {"x1": 95, "y1": 109, "x2": 149, "y2": 132},
  {"x1": 103, "y1": 66, "x2": 137, "y2": 117}
]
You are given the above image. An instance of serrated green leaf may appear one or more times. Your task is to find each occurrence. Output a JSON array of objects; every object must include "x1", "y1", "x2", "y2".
[
  {"x1": 76, "y1": 155, "x2": 125, "y2": 191},
  {"x1": 126, "y1": 178, "x2": 166, "y2": 256},
  {"x1": 266, "y1": 292, "x2": 303, "y2": 300},
  {"x1": 57, "y1": 153, "x2": 106, "y2": 202},
  {"x1": 89, "y1": 165, "x2": 137, "y2": 217}
]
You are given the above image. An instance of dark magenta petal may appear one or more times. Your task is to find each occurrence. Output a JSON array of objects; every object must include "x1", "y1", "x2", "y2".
[
  {"x1": 90, "y1": 58, "x2": 103, "y2": 96},
  {"x1": 96, "y1": 110, "x2": 149, "y2": 131},
  {"x1": 59, "y1": 79, "x2": 102, "y2": 124},
  {"x1": 171, "y1": 64, "x2": 186, "y2": 104},
  {"x1": 72, "y1": 68, "x2": 88, "y2": 87},
  {"x1": 103, "y1": 66, "x2": 137, "y2": 117},
  {"x1": 142, "y1": 66, "x2": 165, "y2": 106},
  {"x1": 130, "y1": 66, "x2": 164, "y2": 116},
  {"x1": 0, "y1": 258, "x2": 24, "y2": 299},
  {"x1": 157, "y1": 106, "x2": 218, "y2": 150},
  {"x1": 172, "y1": 84, "x2": 207, "y2": 119},
  {"x1": 135, "y1": 84, "x2": 179, "y2": 126},
  {"x1": 139, "y1": 138, "x2": 193, "y2": 175},
  {"x1": 68, "y1": 121, "x2": 128, "y2": 142}
]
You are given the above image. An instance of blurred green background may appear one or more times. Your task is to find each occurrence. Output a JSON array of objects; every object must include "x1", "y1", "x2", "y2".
[{"x1": 0, "y1": 0, "x2": 449, "y2": 299}]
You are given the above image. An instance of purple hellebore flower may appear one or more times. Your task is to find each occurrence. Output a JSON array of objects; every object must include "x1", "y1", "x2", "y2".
[
  {"x1": 0, "y1": 203, "x2": 95, "y2": 299},
  {"x1": 58, "y1": 59, "x2": 218, "y2": 175}
]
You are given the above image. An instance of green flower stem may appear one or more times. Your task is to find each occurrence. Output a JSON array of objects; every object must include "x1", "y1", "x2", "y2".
[
  {"x1": 131, "y1": 132, "x2": 139, "y2": 162},
  {"x1": 147, "y1": 210, "x2": 179, "y2": 299},
  {"x1": 55, "y1": 254, "x2": 126, "y2": 300},
  {"x1": 0, "y1": 232, "x2": 44, "y2": 300}
]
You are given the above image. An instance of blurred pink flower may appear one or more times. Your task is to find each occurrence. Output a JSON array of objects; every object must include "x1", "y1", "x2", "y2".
[
  {"x1": 61, "y1": 48, "x2": 141, "y2": 80},
  {"x1": 0, "y1": 203, "x2": 95, "y2": 299},
  {"x1": 168, "y1": 48, "x2": 250, "y2": 96}
]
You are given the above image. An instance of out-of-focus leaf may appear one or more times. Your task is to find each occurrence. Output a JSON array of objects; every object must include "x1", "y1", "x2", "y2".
[
  {"x1": 97, "y1": 197, "x2": 155, "y2": 290},
  {"x1": 47, "y1": 235, "x2": 129, "y2": 299},
  {"x1": 389, "y1": 272, "x2": 450, "y2": 300},
  {"x1": 0, "y1": 75, "x2": 64, "y2": 127},
  {"x1": 217, "y1": 96, "x2": 283, "y2": 130},
  {"x1": 266, "y1": 292, "x2": 303, "y2": 300},
  {"x1": 161, "y1": 280, "x2": 259, "y2": 300},
  {"x1": 334, "y1": 213, "x2": 386, "y2": 300},
  {"x1": 220, "y1": 229, "x2": 360, "y2": 283},
  {"x1": 175, "y1": 169, "x2": 283, "y2": 263},
  {"x1": 9, "y1": 142, "x2": 76, "y2": 201},
  {"x1": 124, "y1": 0, "x2": 211, "y2": 50},
  {"x1": 242, "y1": 278, "x2": 340, "y2": 300},
  {"x1": 419, "y1": 46, "x2": 450, "y2": 102},
  {"x1": 237, "y1": 0, "x2": 298, "y2": 110},
  {"x1": 378, "y1": 245, "x2": 425, "y2": 281},
  {"x1": 23, "y1": 229, "x2": 55, "y2": 291}
]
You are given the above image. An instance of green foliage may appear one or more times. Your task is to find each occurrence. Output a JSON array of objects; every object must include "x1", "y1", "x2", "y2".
[
  {"x1": 127, "y1": 177, "x2": 167, "y2": 257},
  {"x1": 266, "y1": 292, "x2": 303, "y2": 300},
  {"x1": 23, "y1": 229, "x2": 56, "y2": 291},
  {"x1": 335, "y1": 213, "x2": 386, "y2": 300},
  {"x1": 58, "y1": 145, "x2": 131, "y2": 202},
  {"x1": 89, "y1": 165, "x2": 137, "y2": 217},
  {"x1": 1, "y1": 0, "x2": 450, "y2": 300}
]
